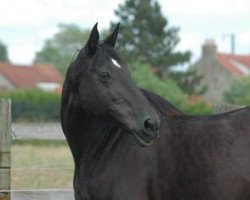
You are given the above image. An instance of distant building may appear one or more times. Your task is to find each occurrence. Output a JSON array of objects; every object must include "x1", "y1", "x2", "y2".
[
  {"x1": 0, "y1": 62, "x2": 64, "y2": 92},
  {"x1": 190, "y1": 40, "x2": 250, "y2": 103}
]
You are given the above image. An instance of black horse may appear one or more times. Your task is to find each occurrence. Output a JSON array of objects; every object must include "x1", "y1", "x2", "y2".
[{"x1": 61, "y1": 23, "x2": 250, "y2": 200}]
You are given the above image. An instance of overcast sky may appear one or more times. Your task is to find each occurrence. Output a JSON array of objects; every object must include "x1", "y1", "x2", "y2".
[{"x1": 0, "y1": 0, "x2": 249, "y2": 65}]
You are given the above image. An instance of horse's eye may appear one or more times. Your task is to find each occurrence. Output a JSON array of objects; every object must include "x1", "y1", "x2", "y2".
[{"x1": 99, "y1": 72, "x2": 110, "y2": 82}]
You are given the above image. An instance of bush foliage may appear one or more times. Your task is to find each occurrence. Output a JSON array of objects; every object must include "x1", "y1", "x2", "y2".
[
  {"x1": 224, "y1": 77, "x2": 250, "y2": 106},
  {"x1": 0, "y1": 89, "x2": 60, "y2": 122}
]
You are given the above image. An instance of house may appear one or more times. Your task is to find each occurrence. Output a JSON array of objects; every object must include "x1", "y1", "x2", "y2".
[
  {"x1": 0, "y1": 62, "x2": 64, "y2": 92},
  {"x1": 190, "y1": 40, "x2": 250, "y2": 103}
]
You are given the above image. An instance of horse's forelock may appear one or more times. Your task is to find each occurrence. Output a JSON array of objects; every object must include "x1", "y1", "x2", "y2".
[{"x1": 70, "y1": 43, "x2": 125, "y2": 82}]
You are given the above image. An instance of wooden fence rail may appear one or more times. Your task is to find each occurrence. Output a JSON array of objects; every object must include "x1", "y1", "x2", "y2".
[
  {"x1": 11, "y1": 189, "x2": 74, "y2": 200},
  {"x1": 0, "y1": 99, "x2": 247, "y2": 200},
  {"x1": 0, "y1": 189, "x2": 74, "y2": 200},
  {"x1": 11, "y1": 123, "x2": 65, "y2": 140}
]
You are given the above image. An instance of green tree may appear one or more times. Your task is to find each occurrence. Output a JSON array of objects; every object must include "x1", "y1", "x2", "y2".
[
  {"x1": 0, "y1": 40, "x2": 8, "y2": 61},
  {"x1": 34, "y1": 24, "x2": 91, "y2": 75},
  {"x1": 224, "y1": 77, "x2": 250, "y2": 105},
  {"x1": 131, "y1": 62, "x2": 212, "y2": 115},
  {"x1": 111, "y1": 0, "x2": 191, "y2": 75}
]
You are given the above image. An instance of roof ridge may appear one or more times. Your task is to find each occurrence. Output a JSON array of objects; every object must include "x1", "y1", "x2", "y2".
[{"x1": 217, "y1": 54, "x2": 250, "y2": 76}]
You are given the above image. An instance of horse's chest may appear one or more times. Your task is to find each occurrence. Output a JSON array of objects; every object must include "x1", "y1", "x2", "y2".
[
  {"x1": 74, "y1": 169, "x2": 112, "y2": 199},
  {"x1": 75, "y1": 162, "x2": 150, "y2": 200}
]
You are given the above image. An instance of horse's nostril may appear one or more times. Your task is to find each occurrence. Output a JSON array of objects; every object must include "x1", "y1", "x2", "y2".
[{"x1": 144, "y1": 119, "x2": 157, "y2": 133}]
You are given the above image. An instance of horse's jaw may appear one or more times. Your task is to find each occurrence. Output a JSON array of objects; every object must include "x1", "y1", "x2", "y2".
[{"x1": 132, "y1": 131, "x2": 155, "y2": 147}]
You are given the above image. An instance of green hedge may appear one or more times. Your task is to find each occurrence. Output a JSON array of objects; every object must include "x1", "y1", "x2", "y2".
[{"x1": 0, "y1": 89, "x2": 61, "y2": 122}]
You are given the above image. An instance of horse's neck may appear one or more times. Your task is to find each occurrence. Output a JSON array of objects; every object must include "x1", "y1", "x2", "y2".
[{"x1": 61, "y1": 98, "x2": 120, "y2": 163}]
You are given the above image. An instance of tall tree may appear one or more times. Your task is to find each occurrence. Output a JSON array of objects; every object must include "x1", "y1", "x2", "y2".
[
  {"x1": 0, "y1": 40, "x2": 9, "y2": 62},
  {"x1": 34, "y1": 24, "x2": 91, "y2": 75},
  {"x1": 112, "y1": 0, "x2": 191, "y2": 75}
]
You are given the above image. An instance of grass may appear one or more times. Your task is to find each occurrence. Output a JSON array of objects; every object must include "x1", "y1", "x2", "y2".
[{"x1": 11, "y1": 140, "x2": 74, "y2": 189}]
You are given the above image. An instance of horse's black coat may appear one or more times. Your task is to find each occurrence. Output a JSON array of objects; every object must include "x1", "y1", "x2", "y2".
[{"x1": 61, "y1": 23, "x2": 250, "y2": 200}]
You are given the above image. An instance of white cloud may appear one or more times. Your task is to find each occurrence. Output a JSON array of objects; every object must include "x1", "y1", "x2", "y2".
[
  {"x1": 0, "y1": 0, "x2": 123, "y2": 64},
  {"x1": 175, "y1": 32, "x2": 203, "y2": 62},
  {"x1": 0, "y1": 0, "x2": 122, "y2": 28},
  {"x1": 237, "y1": 30, "x2": 250, "y2": 54},
  {"x1": 0, "y1": 0, "x2": 249, "y2": 64},
  {"x1": 8, "y1": 43, "x2": 38, "y2": 65},
  {"x1": 159, "y1": 0, "x2": 250, "y2": 16},
  {"x1": 158, "y1": 0, "x2": 250, "y2": 61}
]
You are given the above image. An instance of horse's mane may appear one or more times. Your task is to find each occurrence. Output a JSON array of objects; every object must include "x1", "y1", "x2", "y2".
[{"x1": 140, "y1": 89, "x2": 187, "y2": 118}]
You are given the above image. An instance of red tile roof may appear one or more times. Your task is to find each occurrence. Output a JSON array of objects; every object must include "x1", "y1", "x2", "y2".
[
  {"x1": 0, "y1": 62, "x2": 64, "y2": 89},
  {"x1": 217, "y1": 54, "x2": 250, "y2": 76}
]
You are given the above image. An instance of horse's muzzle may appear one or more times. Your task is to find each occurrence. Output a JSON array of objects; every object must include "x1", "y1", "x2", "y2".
[
  {"x1": 132, "y1": 117, "x2": 160, "y2": 147},
  {"x1": 143, "y1": 118, "x2": 160, "y2": 137}
]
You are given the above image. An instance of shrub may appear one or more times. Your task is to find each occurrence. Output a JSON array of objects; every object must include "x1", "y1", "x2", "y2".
[
  {"x1": 224, "y1": 77, "x2": 250, "y2": 106},
  {"x1": 0, "y1": 89, "x2": 61, "y2": 122}
]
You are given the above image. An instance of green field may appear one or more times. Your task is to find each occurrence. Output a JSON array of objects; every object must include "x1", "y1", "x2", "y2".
[{"x1": 11, "y1": 140, "x2": 74, "y2": 189}]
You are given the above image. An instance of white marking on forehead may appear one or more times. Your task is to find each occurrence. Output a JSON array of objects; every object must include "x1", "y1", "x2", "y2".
[{"x1": 111, "y1": 58, "x2": 122, "y2": 68}]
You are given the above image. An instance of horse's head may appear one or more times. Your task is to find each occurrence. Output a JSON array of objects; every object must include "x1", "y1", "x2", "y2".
[{"x1": 69, "y1": 23, "x2": 160, "y2": 146}]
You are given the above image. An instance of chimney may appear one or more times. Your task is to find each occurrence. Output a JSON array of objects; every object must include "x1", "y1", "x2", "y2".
[{"x1": 202, "y1": 39, "x2": 217, "y2": 59}]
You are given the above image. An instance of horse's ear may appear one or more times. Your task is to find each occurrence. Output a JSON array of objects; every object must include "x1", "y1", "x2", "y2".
[
  {"x1": 85, "y1": 22, "x2": 99, "y2": 56},
  {"x1": 103, "y1": 23, "x2": 120, "y2": 48}
]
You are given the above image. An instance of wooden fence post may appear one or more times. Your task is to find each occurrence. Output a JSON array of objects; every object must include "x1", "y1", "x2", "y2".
[{"x1": 0, "y1": 99, "x2": 11, "y2": 200}]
